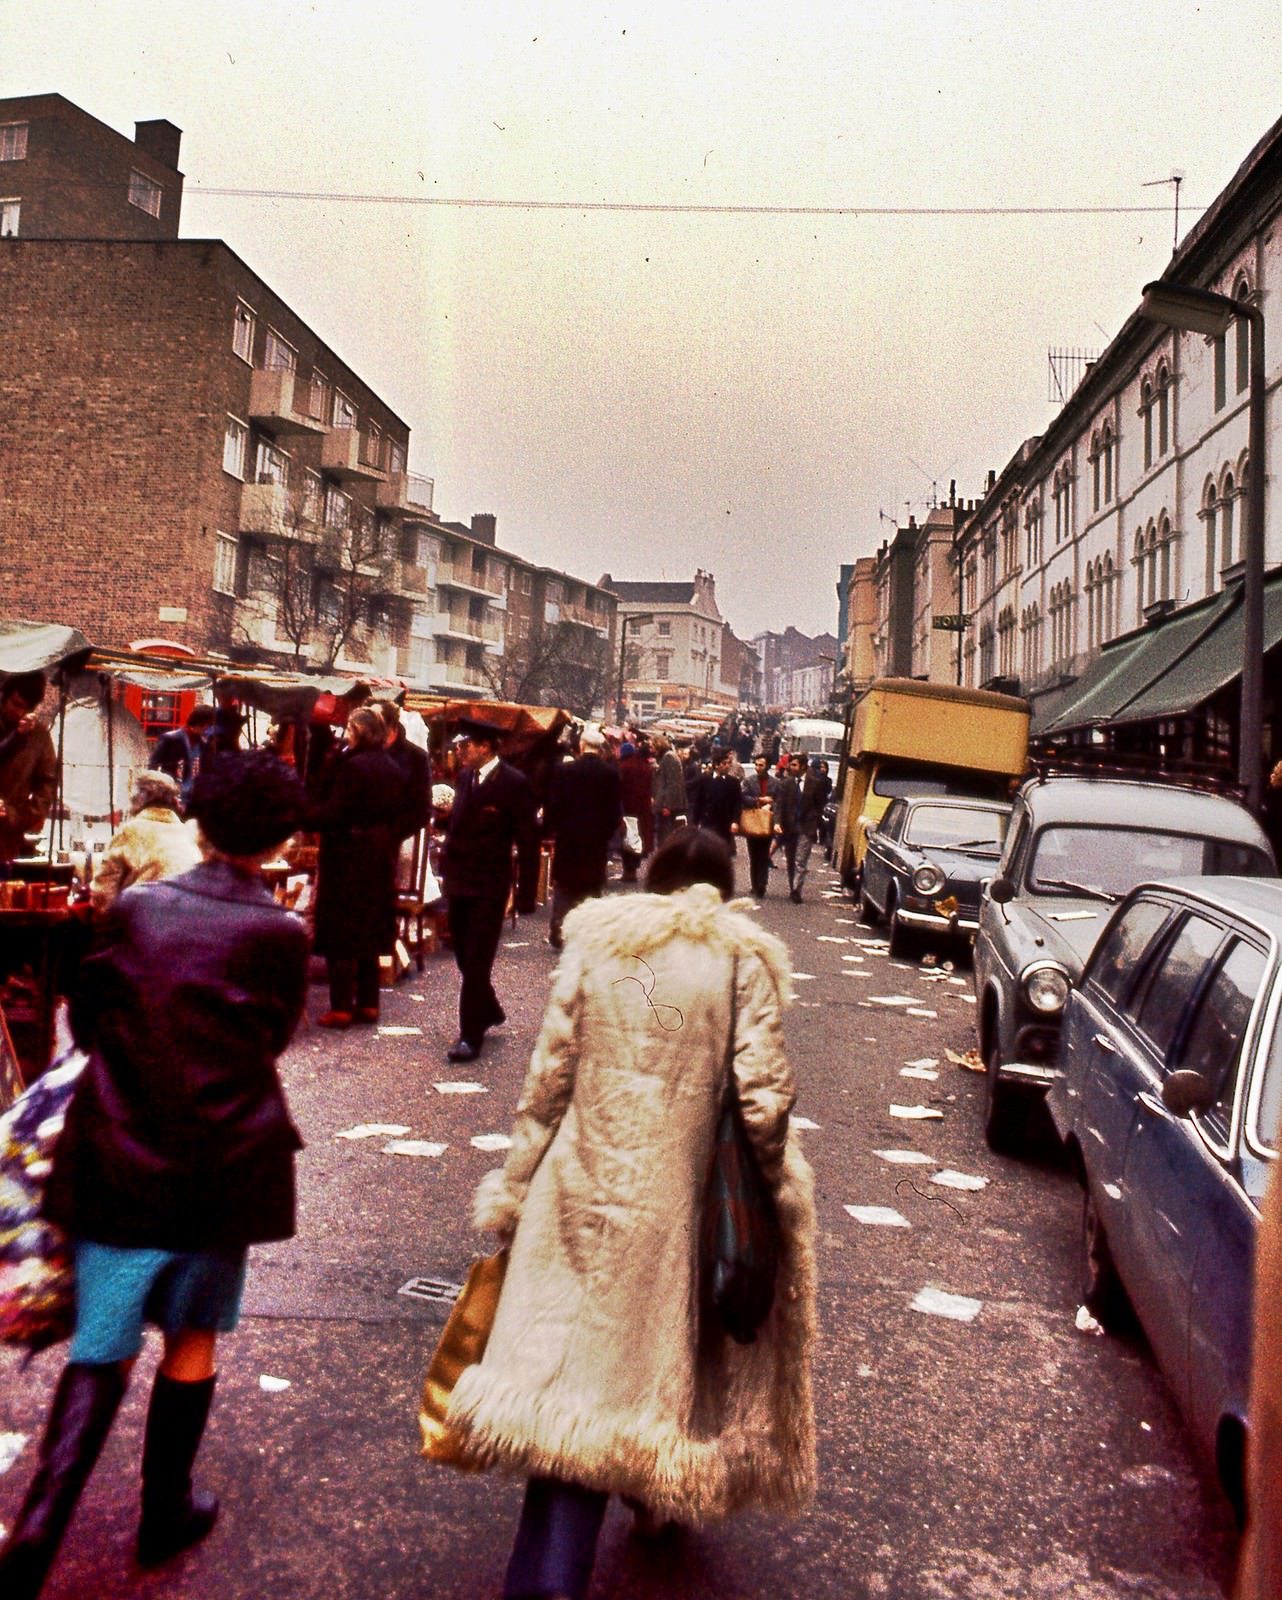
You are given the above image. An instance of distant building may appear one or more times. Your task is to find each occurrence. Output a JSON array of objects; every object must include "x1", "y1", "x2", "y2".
[
  {"x1": 602, "y1": 569, "x2": 738, "y2": 718},
  {"x1": 750, "y1": 626, "x2": 839, "y2": 711}
]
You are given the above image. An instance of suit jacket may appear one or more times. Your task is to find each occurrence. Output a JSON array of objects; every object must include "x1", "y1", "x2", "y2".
[
  {"x1": 387, "y1": 732, "x2": 432, "y2": 843},
  {"x1": 444, "y1": 759, "x2": 540, "y2": 908},
  {"x1": 776, "y1": 773, "x2": 802, "y2": 837},
  {"x1": 46, "y1": 860, "x2": 309, "y2": 1250},
  {"x1": 309, "y1": 745, "x2": 401, "y2": 957},
  {"x1": 652, "y1": 749, "x2": 686, "y2": 815},
  {"x1": 544, "y1": 754, "x2": 622, "y2": 893},
  {"x1": 739, "y1": 772, "x2": 782, "y2": 824},
  {"x1": 798, "y1": 773, "x2": 832, "y2": 838},
  {"x1": 695, "y1": 772, "x2": 742, "y2": 839}
]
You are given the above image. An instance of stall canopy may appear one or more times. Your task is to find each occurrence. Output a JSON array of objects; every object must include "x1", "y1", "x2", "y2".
[
  {"x1": 0, "y1": 620, "x2": 94, "y2": 678},
  {"x1": 422, "y1": 699, "x2": 571, "y2": 765},
  {"x1": 1034, "y1": 585, "x2": 1245, "y2": 737}
]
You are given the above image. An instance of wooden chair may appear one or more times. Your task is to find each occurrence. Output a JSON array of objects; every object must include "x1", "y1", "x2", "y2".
[{"x1": 396, "y1": 829, "x2": 445, "y2": 972}]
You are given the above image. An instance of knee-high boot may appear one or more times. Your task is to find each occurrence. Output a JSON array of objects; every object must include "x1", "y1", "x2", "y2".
[
  {"x1": 0, "y1": 1361, "x2": 128, "y2": 1600},
  {"x1": 135, "y1": 1370, "x2": 219, "y2": 1566}
]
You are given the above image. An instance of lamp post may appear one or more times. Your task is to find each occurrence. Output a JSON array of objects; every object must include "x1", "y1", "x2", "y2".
[
  {"x1": 616, "y1": 612, "x2": 653, "y2": 721},
  {"x1": 1140, "y1": 279, "x2": 1266, "y2": 815}
]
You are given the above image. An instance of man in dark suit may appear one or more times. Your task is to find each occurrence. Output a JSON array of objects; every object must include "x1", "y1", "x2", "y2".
[
  {"x1": 151, "y1": 705, "x2": 215, "y2": 810},
  {"x1": 376, "y1": 700, "x2": 432, "y2": 843},
  {"x1": 543, "y1": 724, "x2": 622, "y2": 949},
  {"x1": 441, "y1": 718, "x2": 540, "y2": 1062},
  {"x1": 693, "y1": 748, "x2": 742, "y2": 847}
]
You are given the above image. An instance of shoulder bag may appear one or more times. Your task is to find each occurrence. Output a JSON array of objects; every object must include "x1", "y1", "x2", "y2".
[{"x1": 419, "y1": 1247, "x2": 508, "y2": 1469}]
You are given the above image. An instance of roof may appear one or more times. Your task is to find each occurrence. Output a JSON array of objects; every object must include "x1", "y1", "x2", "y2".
[
  {"x1": 0, "y1": 619, "x2": 93, "y2": 677},
  {"x1": 606, "y1": 581, "x2": 697, "y2": 605},
  {"x1": 1018, "y1": 775, "x2": 1269, "y2": 846},
  {"x1": 1124, "y1": 876, "x2": 1282, "y2": 934}
]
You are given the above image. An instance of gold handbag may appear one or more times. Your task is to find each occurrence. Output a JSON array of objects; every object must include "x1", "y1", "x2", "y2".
[
  {"x1": 739, "y1": 802, "x2": 773, "y2": 837},
  {"x1": 418, "y1": 1248, "x2": 508, "y2": 1467}
]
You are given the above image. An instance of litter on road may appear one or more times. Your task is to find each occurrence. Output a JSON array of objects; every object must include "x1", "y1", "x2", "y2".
[
  {"x1": 931, "y1": 1169, "x2": 989, "y2": 1192},
  {"x1": 911, "y1": 1287, "x2": 983, "y2": 1323},
  {"x1": 868, "y1": 994, "x2": 918, "y2": 1006},
  {"x1": 335, "y1": 1123, "x2": 412, "y2": 1140},
  {"x1": 873, "y1": 1149, "x2": 935, "y2": 1165},
  {"x1": 0, "y1": 1433, "x2": 28, "y2": 1476},
  {"x1": 889, "y1": 1104, "x2": 945, "y2": 1120},
  {"x1": 791, "y1": 972, "x2": 818, "y2": 981},
  {"x1": 905, "y1": 1057, "x2": 939, "y2": 1068},
  {"x1": 382, "y1": 1139, "x2": 448, "y2": 1158},
  {"x1": 844, "y1": 1204, "x2": 912, "y2": 1228},
  {"x1": 470, "y1": 1134, "x2": 513, "y2": 1152},
  {"x1": 816, "y1": 936, "x2": 849, "y2": 943},
  {"x1": 433, "y1": 1081, "x2": 486, "y2": 1095},
  {"x1": 377, "y1": 1025, "x2": 422, "y2": 1037},
  {"x1": 259, "y1": 1375, "x2": 292, "y2": 1393},
  {"x1": 906, "y1": 1008, "x2": 938, "y2": 1019},
  {"x1": 900, "y1": 1065, "x2": 940, "y2": 1081},
  {"x1": 504, "y1": 940, "x2": 531, "y2": 948},
  {"x1": 1075, "y1": 1304, "x2": 1106, "y2": 1336},
  {"x1": 946, "y1": 1047, "x2": 986, "y2": 1073},
  {"x1": 790, "y1": 1115, "x2": 822, "y2": 1130}
]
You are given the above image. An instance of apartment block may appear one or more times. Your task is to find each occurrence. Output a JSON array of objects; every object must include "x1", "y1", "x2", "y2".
[{"x1": 604, "y1": 570, "x2": 738, "y2": 718}]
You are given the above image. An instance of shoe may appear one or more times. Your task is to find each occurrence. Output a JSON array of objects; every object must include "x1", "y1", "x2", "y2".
[
  {"x1": 136, "y1": 1372, "x2": 219, "y2": 1567},
  {"x1": 0, "y1": 1362, "x2": 128, "y2": 1600},
  {"x1": 353, "y1": 1007, "x2": 380, "y2": 1025},
  {"x1": 547, "y1": 931, "x2": 564, "y2": 950},
  {"x1": 790, "y1": 889, "x2": 802, "y2": 903},
  {"x1": 317, "y1": 1010, "x2": 353, "y2": 1029},
  {"x1": 487, "y1": 1004, "x2": 506, "y2": 1028},
  {"x1": 446, "y1": 1037, "x2": 481, "y2": 1063}
]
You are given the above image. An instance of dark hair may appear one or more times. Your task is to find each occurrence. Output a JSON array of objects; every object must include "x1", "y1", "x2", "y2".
[
  {"x1": 186, "y1": 705, "x2": 216, "y2": 730},
  {"x1": 3, "y1": 670, "x2": 47, "y2": 709},
  {"x1": 645, "y1": 825, "x2": 735, "y2": 901},
  {"x1": 188, "y1": 750, "x2": 307, "y2": 857}
]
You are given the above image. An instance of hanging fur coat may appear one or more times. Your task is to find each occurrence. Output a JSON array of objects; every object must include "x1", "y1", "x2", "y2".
[{"x1": 446, "y1": 882, "x2": 817, "y2": 1525}]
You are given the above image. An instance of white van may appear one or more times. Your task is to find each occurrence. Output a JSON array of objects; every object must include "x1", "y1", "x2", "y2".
[{"x1": 779, "y1": 716, "x2": 845, "y2": 762}]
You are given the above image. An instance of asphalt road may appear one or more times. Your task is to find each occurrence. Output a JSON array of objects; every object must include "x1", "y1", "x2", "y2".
[{"x1": 0, "y1": 855, "x2": 1240, "y2": 1599}]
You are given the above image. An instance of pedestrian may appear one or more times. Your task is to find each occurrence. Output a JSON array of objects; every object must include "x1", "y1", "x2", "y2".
[
  {"x1": 310, "y1": 705, "x2": 401, "y2": 1029},
  {"x1": 0, "y1": 750, "x2": 310, "y2": 1599},
  {"x1": 150, "y1": 705, "x2": 215, "y2": 812},
  {"x1": 441, "y1": 717, "x2": 540, "y2": 1063},
  {"x1": 542, "y1": 723, "x2": 622, "y2": 950},
  {"x1": 680, "y1": 743, "x2": 704, "y2": 821},
  {"x1": 89, "y1": 769, "x2": 201, "y2": 913},
  {"x1": 0, "y1": 670, "x2": 58, "y2": 861},
  {"x1": 738, "y1": 753, "x2": 782, "y2": 899},
  {"x1": 791, "y1": 756, "x2": 830, "y2": 902},
  {"x1": 650, "y1": 734, "x2": 686, "y2": 848},
  {"x1": 776, "y1": 756, "x2": 802, "y2": 901},
  {"x1": 694, "y1": 748, "x2": 742, "y2": 850},
  {"x1": 375, "y1": 700, "x2": 432, "y2": 846},
  {"x1": 617, "y1": 739, "x2": 654, "y2": 882},
  {"x1": 816, "y1": 760, "x2": 835, "y2": 854},
  {"x1": 445, "y1": 826, "x2": 817, "y2": 1599}
]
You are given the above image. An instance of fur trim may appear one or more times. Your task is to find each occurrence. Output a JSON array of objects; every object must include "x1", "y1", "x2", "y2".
[
  {"x1": 472, "y1": 1167, "x2": 522, "y2": 1234},
  {"x1": 560, "y1": 883, "x2": 795, "y2": 1006}
]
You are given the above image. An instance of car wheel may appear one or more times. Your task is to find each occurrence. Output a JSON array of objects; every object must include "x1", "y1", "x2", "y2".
[
  {"x1": 887, "y1": 892, "x2": 911, "y2": 958},
  {"x1": 858, "y1": 883, "x2": 880, "y2": 925},
  {"x1": 982, "y1": 1032, "x2": 1023, "y2": 1155},
  {"x1": 1080, "y1": 1184, "x2": 1128, "y2": 1328}
]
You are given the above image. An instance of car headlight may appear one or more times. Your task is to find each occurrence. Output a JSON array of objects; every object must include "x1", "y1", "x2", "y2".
[
  {"x1": 1023, "y1": 962, "x2": 1070, "y2": 1014},
  {"x1": 912, "y1": 862, "x2": 946, "y2": 896}
]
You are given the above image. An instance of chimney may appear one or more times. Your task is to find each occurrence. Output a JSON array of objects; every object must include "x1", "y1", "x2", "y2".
[
  {"x1": 470, "y1": 513, "x2": 497, "y2": 545},
  {"x1": 134, "y1": 119, "x2": 182, "y2": 170}
]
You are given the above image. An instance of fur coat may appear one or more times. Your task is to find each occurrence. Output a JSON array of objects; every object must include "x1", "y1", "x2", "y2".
[
  {"x1": 90, "y1": 806, "x2": 202, "y2": 912},
  {"x1": 446, "y1": 883, "x2": 817, "y2": 1524}
]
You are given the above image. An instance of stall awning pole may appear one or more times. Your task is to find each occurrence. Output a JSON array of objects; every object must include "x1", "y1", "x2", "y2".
[{"x1": 103, "y1": 673, "x2": 116, "y2": 827}]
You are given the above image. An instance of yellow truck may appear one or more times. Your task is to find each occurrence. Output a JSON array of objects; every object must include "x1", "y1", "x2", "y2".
[{"x1": 831, "y1": 678, "x2": 1030, "y2": 889}]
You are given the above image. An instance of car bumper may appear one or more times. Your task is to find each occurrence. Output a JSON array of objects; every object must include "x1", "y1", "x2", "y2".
[
  {"x1": 897, "y1": 907, "x2": 979, "y2": 935},
  {"x1": 995, "y1": 1061, "x2": 1061, "y2": 1089}
]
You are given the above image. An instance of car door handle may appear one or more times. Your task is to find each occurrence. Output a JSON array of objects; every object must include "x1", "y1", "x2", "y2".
[
  {"x1": 1136, "y1": 1090, "x2": 1167, "y2": 1119},
  {"x1": 1092, "y1": 1032, "x2": 1119, "y2": 1054}
]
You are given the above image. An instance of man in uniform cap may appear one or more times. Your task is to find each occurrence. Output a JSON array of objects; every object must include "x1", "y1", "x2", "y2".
[{"x1": 440, "y1": 717, "x2": 540, "y2": 1062}]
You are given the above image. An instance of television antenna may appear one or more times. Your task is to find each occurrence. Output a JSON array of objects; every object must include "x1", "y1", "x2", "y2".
[{"x1": 1142, "y1": 170, "x2": 1186, "y2": 254}]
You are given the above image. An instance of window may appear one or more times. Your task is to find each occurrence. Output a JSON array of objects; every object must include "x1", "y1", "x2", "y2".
[
  {"x1": 1235, "y1": 279, "x2": 1252, "y2": 395},
  {"x1": 324, "y1": 484, "x2": 351, "y2": 530},
  {"x1": 232, "y1": 302, "x2": 255, "y2": 363},
  {"x1": 315, "y1": 581, "x2": 341, "y2": 625},
  {"x1": 128, "y1": 169, "x2": 162, "y2": 217},
  {"x1": 0, "y1": 199, "x2": 18, "y2": 238},
  {"x1": 309, "y1": 371, "x2": 330, "y2": 421},
  {"x1": 264, "y1": 329, "x2": 296, "y2": 372},
  {"x1": 213, "y1": 532, "x2": 238, "y2": 595},
  {"x1": 1141, "y1": 380, "x2": 1154, "y2": 469},
  {"x1": 1214, "y1": 331, "x2": 1227, "y2": 412},
  {"x1": 1134, "y1": 914, "x2": 1224, "y2": 1061},
  {"x1": 301, "y1": 469, "x2": 322, "y2": 524},
  {"x1": 222, "y1": 416, "x2": 248, "y2": 479},
  {"x1": 389, "y1": 440, "x2": 406, "y2": 477},
  {"x1": 1176, "y1": 938, "x2": 1267, "y2": 1144},
  {"x1": 332, "y1": 391, "x2": 356, "y2": 429},
  {"x1": 654, "y1": 653, "x2": 672, "y2": 679},
  {"x1": 0, "y1": 123, "x2": 28, "y2": 161},
  {"x1": 255, "y1": 439, "x2": 289, "y2": 487},
  {"x1": 1156, "y1": 364, "x2": 1171, "y2": 456},
  {"x1": 1220, "y1": 473, "x2": 1236, "y2": 568},
  {"x1": 997, "y1": 607, "x2": 1016, "y2": 679},
  {"x1": 363, "y1": 422, "x2": 383, "y2": 467},
  {"x1": 1086, "y1": 898, "x2": 1172, "y2": 1007},
  {"x1": 1052, "y1": 465, "x2": 1073, "y2": 544},
  {"x1": 657, "y1": 619, "x2": 672, "y2": 637}
]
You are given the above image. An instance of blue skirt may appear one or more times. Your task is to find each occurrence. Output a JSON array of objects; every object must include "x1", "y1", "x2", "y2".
[{"x1": 69, "y1": 1240, "x2": 248, "y2": 1363}]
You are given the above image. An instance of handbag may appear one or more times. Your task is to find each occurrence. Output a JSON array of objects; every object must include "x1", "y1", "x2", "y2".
[
  {"x1": 700, "y1": 964, "x2": 780, "y2": 1344},
  {"x1": 0, "y1": 1049, "x2": 87, "y2": 1352},
  {"x1": 622, "y1": 815, "x2": 643, "y2": 855},
  {"x1": 418, "y1": 1248, "x2": 508, "y2": 1467},
  {"x1": 738, "y1": 802, "x2": 773, "y2": 837}
]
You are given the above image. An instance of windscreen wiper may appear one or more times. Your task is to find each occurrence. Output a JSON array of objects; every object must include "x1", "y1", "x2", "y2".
[{"x1": 1036, "y1": 877, "x2": 1118, "y2": 903}]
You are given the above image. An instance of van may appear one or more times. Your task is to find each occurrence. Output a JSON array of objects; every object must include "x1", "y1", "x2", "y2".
[
  {"x1": 831, "y1": 679, "x2": 1029, "y2": 888},
  {"x1": 779, "y1": 716, "x2": 845, "y2": 762}
]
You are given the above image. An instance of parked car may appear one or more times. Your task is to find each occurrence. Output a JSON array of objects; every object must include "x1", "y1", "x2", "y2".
[
  {"x1": 1047, "y1": 876, "x2": 1282, "y2": 1517},
  {"x1": 859, "y1": 794, "x2": 1012, "y2": 956},
  {"x1": 973, "y1": 775, "x2": 1275, "y2": 1154}
]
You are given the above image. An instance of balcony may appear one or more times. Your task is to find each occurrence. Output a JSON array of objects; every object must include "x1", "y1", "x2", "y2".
[
  {"x1": 422, "y1": 659, "x2": 488, "y2": 691},
  {"x1": 436, "y1": 557, "x2": 504, "y2": 597},
  {"x1": 392, "y1": 560, "x2": 432, "y2": 597},
  {"x1": 435, "y1": 608, "x2": 502, "y2": 645},
  {"x1": 247, "y1": 370, "x2": 326, "y2": 436},
  {"x1": 316, "y1": 528, "x2": 385, "y2": 578},
  {"x1": 231, "y1": 592, "x2": 279, "y2": 649},
  {"x1": 239, "y1": 481, "x2": 320, "y2": 542},
  {"x1": 322, "y1": 428, "x2": 387, "y2": 483},
  {"x1": 558, "y1": 600, "x2": 610, "y2": 635}
]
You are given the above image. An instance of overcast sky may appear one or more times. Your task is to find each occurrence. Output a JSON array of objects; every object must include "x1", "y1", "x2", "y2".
[{"x1": 7, "y1": 1, "x2": 1282, "y2": 637}]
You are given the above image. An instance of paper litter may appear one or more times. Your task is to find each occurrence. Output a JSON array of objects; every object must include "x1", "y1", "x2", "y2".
[
  {"x1": 906, "y1": 1008, "x2": 938, "y2": 1019},
  {"x1": 900, "y1": 1065, "x2": 940, "y2": 1081},
  {"x1": 433, "y1": 1081, "x2": 486, "y2": 1095},
  {"x1": 1075, "y1": 1304, "x2": 1105, "y2": 1336},
  {"x1": 470, "y1": 1134, "x2": 513, "y2": 1152},
  {"x1": 382, "y1": 1140, "x2": 448, "y2": 1158},
  {"x1": 931, "y1": 1169, "x2": 989, "y2": 1192},
  {"x1": 946, "y1": 1047, "x2": 986, "y2": 1073},
  {"x1": 259, "y1": 1375, "x2": 292, "y2": 1393},
  {"x1": 911, "y1": 1287, "x2": 983, "y2": 1323},
  {"x1": 844, "y1": 1204, "x2": 911, "y2": 1228},
  {"x1": 0, "y1": 1433, "x2": 28, "y2": 1476},
  {"x1": 889, "y1": 1104, "x2": 944, "y2": 1120},
  {"x1": 335, "y1": 1123, "x2": 412, "y2": 1140},
  {"x1": 873, "y1": 1149, "x2": 934, "y2": 1165},
  {"x1": 790, "y1": 1115, "x2": 822, "y2": 1130},
  {"x1": 377, "y1": 1026, "x2": 422, "y2": 1037}
]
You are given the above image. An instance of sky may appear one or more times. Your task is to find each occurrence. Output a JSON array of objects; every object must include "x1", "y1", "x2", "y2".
[{"x1": 6, "y1": 0, "x2": 1282, "y2": 638}]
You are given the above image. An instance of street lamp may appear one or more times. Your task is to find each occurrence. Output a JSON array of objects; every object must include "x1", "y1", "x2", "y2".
[
  {"x1": 616, "y1": 612, "x2": 653, "y2": 721},
  {"x1": 1140, "y1": 279, "x2": 1266, "y2": 815}
]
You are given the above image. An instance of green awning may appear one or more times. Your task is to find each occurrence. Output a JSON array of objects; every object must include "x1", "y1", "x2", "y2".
[
  {"x1": 1111, "y1": 572, "x2": 1282, "y2": 725},
  {"x1": 1037, "y1": 587, "x2": 1240, "y2": 735}
]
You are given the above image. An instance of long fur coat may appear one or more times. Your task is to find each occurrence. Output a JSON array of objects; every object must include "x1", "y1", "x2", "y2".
[{"x1": 446, "y1": 882, "x2": 817, "y2": 1524}]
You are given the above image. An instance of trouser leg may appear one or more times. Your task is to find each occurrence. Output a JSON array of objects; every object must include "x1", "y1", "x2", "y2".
[
  {"x1": 451, "y1": 893, "x2": 507, "y2": 1045},
  {"x1": 784, "y1": 834, "x2": 799, "y2": 890},
  {"x1": 0, "y1": 1361, "x2": 128, "y2": 1600},
  {"x1": 136, "y1": 1370, "x2": 219, "y2": 1566},
  {"x1": 795, "y1": 832, "x2": 815, "y2": 895},
  {"x1": 354, "y1": 956, "x2": 381, "y2": 1012},
  {"x1": 503, "y1": 1475, "x2": 609, "y2": 1600},
  {"x1": 746, "y1": 835, "x2": 770, "y2": 895},
  {"x1": 327, "y1": 958, "x2": 355, "y2": 1013},
  {"x1": 620, "y1": 849, "x2": 641, "y2": 881},
  {"x1": 548, "y1": 882, "x2": 580, "y2": 947}
]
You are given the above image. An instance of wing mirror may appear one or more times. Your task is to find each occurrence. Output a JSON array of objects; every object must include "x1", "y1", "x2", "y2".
[
  {"x1": 988, "y1": 876, "x2": 1015, "y2": 904},
  {"x1": 1161, "y1": 1070, "x2": 1216, "y2": 1119}
]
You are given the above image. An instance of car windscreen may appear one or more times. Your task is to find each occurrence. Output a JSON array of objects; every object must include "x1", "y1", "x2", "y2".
[
  {"x1": 904, "y1": 805, "x2": 1008, "y2": 853},
  {"x1": 1027, "y1": 825, "x2": 1273, "y2": 897}
]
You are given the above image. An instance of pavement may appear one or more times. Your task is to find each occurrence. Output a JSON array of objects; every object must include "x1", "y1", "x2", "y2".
[{"x1": 0, "y1": 855, "x2": 1241, "y2": 1598}]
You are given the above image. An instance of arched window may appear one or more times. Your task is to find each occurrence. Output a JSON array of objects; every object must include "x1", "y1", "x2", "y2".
[
  {"x1": 1221, "y1": 471, "x2": 1236, "y2": 567},
  {"x1": 1102, "y1": 422, "x2": 1114, "y2": 503},
  {"x1": 1202, "y1": 477, "x2": 1218, "y2": 590},
  {"x1": 1141, "y1": 380, "x2": 1154, "y2": 469},
  {"x1": 1091, "y1": 432, "x2": 1102, "y2": 512},
  {"x1": 1133, "y1": 529, "x2": 1147, "y2": 624},
  {"x1": 1156, "y1": 364, "x2": 1171, "y2": 456},
  {"x1": 1158, "y1": 514, "x2": 1173, "y2": 602},
  {"x1": 1101, "y1": 553, "x2": 1116, "y2": 642},
  {"x1": 1235, "y1": 277, "x2": 1251, "y2": 395}
]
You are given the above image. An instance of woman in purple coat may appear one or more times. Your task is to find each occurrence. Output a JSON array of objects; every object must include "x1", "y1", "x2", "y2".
[{"x1": 616, "y1": 740, "x2": 655, "y2": 882}]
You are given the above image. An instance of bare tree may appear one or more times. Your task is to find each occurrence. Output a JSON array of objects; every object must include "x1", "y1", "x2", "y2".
[{"x1": 484, "y1": 621, "x2": 612, "y2": 717}]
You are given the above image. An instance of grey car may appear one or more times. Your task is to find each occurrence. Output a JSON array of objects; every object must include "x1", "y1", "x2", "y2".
[
  {"x1": 972, "y1": 774, "x2": 1275, "y2": 1154},
  {"x1": 859, "y1": 795, "x2": 1011, "y2": 956}
]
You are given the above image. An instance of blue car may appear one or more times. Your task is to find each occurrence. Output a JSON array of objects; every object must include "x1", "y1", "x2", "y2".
[{"x1": 1048, "y1": 877, "x2": 1282, "y2": 1517}]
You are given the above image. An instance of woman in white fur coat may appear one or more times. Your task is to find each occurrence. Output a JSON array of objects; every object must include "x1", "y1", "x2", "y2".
[{"x1": 446, "y1": 826, "x2": 817, "y2": 1600}]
